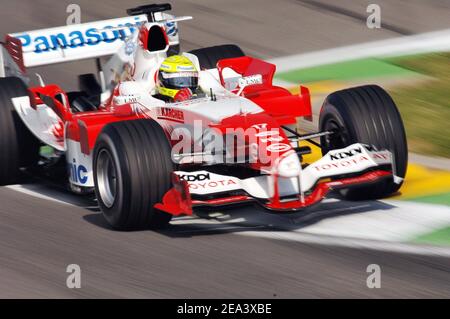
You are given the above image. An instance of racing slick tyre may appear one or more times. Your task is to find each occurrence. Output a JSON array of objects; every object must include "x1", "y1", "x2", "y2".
[
  {"x1": 319, "y1": 85, "x2": 408, "y2": 200},
  {"x1": 189, "y1": 44, "x2": 245, "y2": 70},
  {"x1": 93, "y1": 119, "x2": 174, "y2": 230},
  {"x1": 0, "y1": 77, "x2": 40, "y2": 186}
]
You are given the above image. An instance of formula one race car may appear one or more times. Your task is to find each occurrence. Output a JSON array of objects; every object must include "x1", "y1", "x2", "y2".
[{"x1": 0, "y1": 3, "x2": 407, "y2": 230}]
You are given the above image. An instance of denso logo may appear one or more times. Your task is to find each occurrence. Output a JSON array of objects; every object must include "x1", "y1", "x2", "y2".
[
  {"x1": 15, "y1": 17, "x2": 145, "y2": 53},
  {"x1": 69, "y1": 160, "x2": 88, "y2": 184},
  {"x1": 179, "y1": 173, "x2": 210, "y2": 182}
]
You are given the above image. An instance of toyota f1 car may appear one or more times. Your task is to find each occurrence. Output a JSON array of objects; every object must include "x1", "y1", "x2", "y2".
[{"x1": 0, "y1": 3, "x2": 408, "y2": 230}]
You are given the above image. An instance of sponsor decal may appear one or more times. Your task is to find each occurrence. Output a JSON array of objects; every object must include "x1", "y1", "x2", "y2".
[
  {"x1": 176, "y1": 172, "x2": 237, "y2": 191},
  {"x1": 160, "y1": 63, "x2": 171, "y2": 70},
  {"x1": 330, "y1": 146, "x2": 363, "y2": 160},
  {"x1": 111, "y1": 62, "x2": 135, "y2": 84},
  {"x1": 188, "y1": 179, "x2": 237, "y2": 190},
  {"x1": 158, "y1": 107, "x2": 185, "y2": 123},
  {"x1": 179, "y1": 173, "x2": 210, "y2": 182},
  {"x1": 252, "y1": 123, "x2": 290, "y2": 154},
  {"x1": 238, "y1": 74, "x2": 263, "y2": 87},
  {"x1": 255, "y1": 130, "x2": 284, "y2": 143},
  {"x1": 14, "y1": 16, "x2": 145, "y2": 53},
  {"x1": 161, "y1": 71, "x2": 197, "y2": 78},
  {"x1": 165, "y1": 21, "x2": 178, "y2": 37},
  {"x1": 372, "y1": 153, "x2": 390, "y2": 161},
  {"x1": 124, "y1": 40, "x2": 136, "y2": 56},
  {"x1": 69, "y1": 159, "x2": 88, "y2": 184},
  {"x1": 313, "y1": 155, "x2": 370, "y2": 172},
  {"x1": 267, "y1": 143, "x2": 291, "y2": 152},
  {"x1": 176, "y1": 65, "x2": 196, "y2": 71},
  {"x1": 329, "y1": 145, "x2": 377, "y2": 160}
]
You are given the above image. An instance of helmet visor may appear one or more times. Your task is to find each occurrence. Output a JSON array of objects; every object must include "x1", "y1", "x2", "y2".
[{"x1": 160, "y1": 71, "x2": 199, "y2": 90}]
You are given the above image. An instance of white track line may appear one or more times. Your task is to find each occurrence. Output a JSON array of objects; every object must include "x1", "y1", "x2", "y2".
[
  {"x1": 269, "y1": 28, "x2": 450, "y2": 72},
  {"x1": 285, "y1": 200, "x2": 450, "y2": 242},
  {"x1": 7, "y1": 184, "x2": 74, "y2": 206},
  {"x1": 6, "y1": 184, "x2": 93, "y2": 208}
]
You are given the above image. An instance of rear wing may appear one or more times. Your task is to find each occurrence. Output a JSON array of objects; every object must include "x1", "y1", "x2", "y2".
[
  {"x1": 1, "y1": 3, "x2": 187, "y2": 72},
  {"x1": 6, "y1": 15, "x2": 148, "y2": 69}
]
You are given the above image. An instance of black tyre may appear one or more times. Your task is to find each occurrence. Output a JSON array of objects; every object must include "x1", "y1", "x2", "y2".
[
  {"x1": 189, "y1": 44, "x2": 245, "y2": 70},
  {"x1": 0, "y1": 77, "x2": 40, "y2": 185},
  {"x1": 93, "y1": 119, "x2": 174, "y2": 230},
  {"x1": 319, "y1": 85, "x2": 408, "y2": 200}
]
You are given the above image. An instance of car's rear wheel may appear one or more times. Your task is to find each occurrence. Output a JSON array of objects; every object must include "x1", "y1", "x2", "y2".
[
  {"x1": 319, "y1": 85, "x2": 408, "y2": 200},
  {"x1": 93, "y1": 119, "x2": 174, "y2": 230},
  {"x1": 189, "y1": 44, "x2": 245, "y2": 70},
  {"x1": 0, "y1": 77, "x2": 40, "y2": 185}
]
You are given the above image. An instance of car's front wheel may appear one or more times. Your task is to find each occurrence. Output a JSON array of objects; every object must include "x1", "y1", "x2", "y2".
[
  {"x1": 319, "y1": 85, "x2": 408, "y2": 200},
  {"x1": 93, "y1": 119, "x2": 174, "y2": 230}
]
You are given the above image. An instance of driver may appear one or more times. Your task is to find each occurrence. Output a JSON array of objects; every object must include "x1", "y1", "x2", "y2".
[{"x1": 155, "y1": 55, "x2": 203, "y2": 103}]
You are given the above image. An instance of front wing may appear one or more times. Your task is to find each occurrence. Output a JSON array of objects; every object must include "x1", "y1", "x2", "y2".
[{"x1": 155, "y1": 143, "x2": 400, "y2": 215}]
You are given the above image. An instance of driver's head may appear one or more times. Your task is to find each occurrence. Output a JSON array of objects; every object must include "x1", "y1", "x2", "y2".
[{"x1": 157, "y1": 55, "x2": 199, "y2": 100}]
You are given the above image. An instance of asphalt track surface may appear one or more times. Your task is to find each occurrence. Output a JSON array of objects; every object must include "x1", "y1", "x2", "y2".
[{"x1": 0, "y1": 0, "x2": 450, "y2": 298}]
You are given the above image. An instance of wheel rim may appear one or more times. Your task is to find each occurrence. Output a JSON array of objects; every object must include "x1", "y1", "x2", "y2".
[
  {"x1": 323, "y1": 117, "x2": 350, "y2": 151},
  {"x1": 96, "y1": 149, "x2": 118, "y2": 208}
]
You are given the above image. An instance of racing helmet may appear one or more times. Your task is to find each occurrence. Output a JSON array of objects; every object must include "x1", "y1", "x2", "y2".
[{"x1": 158, "y1": 55, "x2": 199, "y2": 99}]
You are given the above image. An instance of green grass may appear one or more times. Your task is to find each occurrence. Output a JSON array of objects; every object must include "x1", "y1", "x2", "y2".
[
  {"x1": 276, "y1": 58, "x2": 418, "y2": 83},
  {"x1": 386, "y1": 53, "x2": 450, "y2": 157},
  {"x1": 410, "y1": 192, "x2": 450, "y2": 206},
  {"x1": 414, "y1": 226, "x2": 450, "y2": 246}
]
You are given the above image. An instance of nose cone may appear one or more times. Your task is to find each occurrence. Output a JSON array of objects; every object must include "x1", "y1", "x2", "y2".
[{"x1": 277, "y1": 152, "x2": 302, "y2": 177}]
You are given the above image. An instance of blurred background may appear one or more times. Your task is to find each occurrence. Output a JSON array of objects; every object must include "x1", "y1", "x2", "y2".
[{"x1": 0, "y1": 0, "x2": 449, "y2": 298}]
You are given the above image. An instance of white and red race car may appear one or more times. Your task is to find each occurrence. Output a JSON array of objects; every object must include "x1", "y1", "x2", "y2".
[{"x1": 0, "y1": 4, "x2": 407, "y2": 230}]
